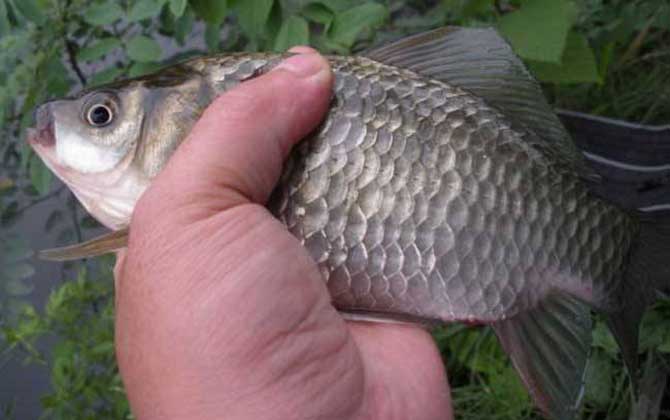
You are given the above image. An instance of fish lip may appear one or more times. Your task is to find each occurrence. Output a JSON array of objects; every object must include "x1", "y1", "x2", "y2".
[{"x1": 26, "y1": 120, "x2": 55, "y2": 148}]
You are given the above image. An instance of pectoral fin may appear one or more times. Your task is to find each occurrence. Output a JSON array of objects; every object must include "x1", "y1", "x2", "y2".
[
  {"x1": 38, "y1": 228, "x2": 129, "y2": 261},
  {"x1": 492, "y1": 293, "x2": 592, "y2": 420}
]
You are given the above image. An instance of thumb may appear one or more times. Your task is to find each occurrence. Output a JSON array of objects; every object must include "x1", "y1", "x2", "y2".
[{"x1": 140, "y1": 51, "x2": 333, "y2": 222}]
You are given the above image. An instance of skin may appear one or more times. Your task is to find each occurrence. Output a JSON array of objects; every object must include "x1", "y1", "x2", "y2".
[{"x1": 114, "y1": 48, "x2": 453, "y2": 420}]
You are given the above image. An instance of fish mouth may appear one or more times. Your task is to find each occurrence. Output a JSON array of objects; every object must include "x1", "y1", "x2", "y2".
[
  {"x1": 26, "y1": 121, "x2": 66, "y2": 177},
  {"x1": 26, "y1": 120, "x2": 55, "y2": 149}
]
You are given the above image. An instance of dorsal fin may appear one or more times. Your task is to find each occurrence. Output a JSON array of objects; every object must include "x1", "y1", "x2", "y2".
[{"x1": 365, "y1": 27, "x2": 598, "y2": 180}]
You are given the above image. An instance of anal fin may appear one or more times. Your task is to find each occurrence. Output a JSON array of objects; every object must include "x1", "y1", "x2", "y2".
[
  {"x1": 492, "y1": 294, "x2": 592, "y2": 420},
  {"x1": 38, "y1": 228, "x2": 129, "y2": 261}
]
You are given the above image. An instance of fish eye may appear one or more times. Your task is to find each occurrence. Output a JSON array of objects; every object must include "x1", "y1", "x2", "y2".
[{"x1": 86, "y1": 104, "x2": 114, "y2": 127}]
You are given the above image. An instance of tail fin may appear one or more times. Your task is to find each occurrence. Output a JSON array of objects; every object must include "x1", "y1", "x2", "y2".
[{"x1": 608, "y1": 219, "x2": 670, "y2": 385}]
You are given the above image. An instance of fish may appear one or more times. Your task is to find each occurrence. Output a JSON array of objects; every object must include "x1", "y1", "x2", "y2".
[{"x1": 27, "y1": 27, "x2": 670, "y2": 420}]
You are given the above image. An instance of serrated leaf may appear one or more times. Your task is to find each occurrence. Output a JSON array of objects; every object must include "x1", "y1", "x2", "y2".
[
  {"x1": 29, "y1": 155, "x2": 52, "y2": 195},
  {"x1": 498, "y1": 0, "x2": 576, "y2": 63},
  {"x1": 328, "y1": 3, "x2": 387, "y2": 49},
  {"x1": 190, "y1": 0, "x2": 228, "y2": 25},
  {"x1": 5, "y1": 277, "x2": 35, "y2": 296},
  {"x1": 128, "y1": 0, "x2": 167, "y2": 22},
  {"x1": 529, "y1": 31, "x2": 600, "y2": 84},
  {"x1": 273, "y1": 15, "x2": 309, "y2": 52},
  {"x1": 169, "y1": 0, "x2": 187, "y2": 17},
  {"x1": 77, "y1": 38, "x2": 122, "y2": 62},
  {"x1": 83, "y1": 2, "x2": 125, "y2": 26},
  {"x1": 126, "y1": 35, "x2": 162, "y2": 62},
  {"x1": 235, "y1": 0, "x2": 274, "y2": 41}
]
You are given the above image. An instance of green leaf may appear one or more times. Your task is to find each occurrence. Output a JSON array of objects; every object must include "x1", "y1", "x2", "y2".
[
  {"x1": 584, "y1": 350, "x2": 613, "y2": 407},
  {"x1": 128, "y1": 0, "x2": 168, "y2": 22},
  {"x1": 126, "y1": 35, "x2": 162, "y2": 62},
  {"x1": 273, "y1": 15, "x2": 309, "y2": 52},
  {"x1": 0, "y1": 0, "x2": 10, "y2": 36},
  {"x1": 91, "y1": 341, "x2": 114, "y2": 355},
  {"x1": 190, "y1": 0, "x2": 228, "y2": 25},
  {"x1": 498, "y1": 0, "x2": 576, "y2": 63},
  {"x1": 83, "y1": 2, "x2": 125, "y2": 26},
  {"x1": 591, "y1": 320, "x2": 619, "y2": 357},
  {"x1": 169, "y1": 0, "x2": 188, "y2": 17},
  {"x1": 29, "y1": 154, "x2": 52, "y2": 195},
  {"x1": 235, "y1": 0, "x2": 274, "y2": 41},
  {"x1": 77, "y1": 38, "x2": 122, "y2": 62},
  {"x1": 529, "y1": 31, "x2": 600, "y2": 84},
  {"x1": 90, "y1": 66, "x2": 124, "y2": 86},
  {"x1": 301, "y1": 2, "x2": 333, "y2": 28},
  {"x1": 205, "y1": 22, "x2": 221, "y2": 51},
  {"x1": 310, "y1": 0, "x2": 358, "y2": 12},
  {"x1": 11, "y1": 0, "x2": 44, "y2": 24},
  {"x1": 173, "y1": 9, "x2": 195, "y2": 44},
  {"x1": 127, "y1": 61, "x2": 162, "y2": 77},
  {"x1": 328, "y1": 3, "x2": 387, "y2": 49},
  {"x1": 461, "y1": 0, "x2": 493, "y2": 17}
]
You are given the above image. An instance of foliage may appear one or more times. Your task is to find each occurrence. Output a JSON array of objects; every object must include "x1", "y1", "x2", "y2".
[
  {"x1": 1, "y1": 259, "x2": 128, "y2": 420},
  {"x1": 0, "y1": 0, "x2": 668, "y2": 419}
]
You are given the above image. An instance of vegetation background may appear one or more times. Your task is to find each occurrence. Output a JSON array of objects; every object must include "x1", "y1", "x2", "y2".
[{"x1": 0, "y1": 0, "x2": 669, "y2": 419}]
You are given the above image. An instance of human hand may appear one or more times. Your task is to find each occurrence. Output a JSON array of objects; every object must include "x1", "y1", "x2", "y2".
[{"x1": 114, "y1": 48, "x2": 453, "y2": 420}]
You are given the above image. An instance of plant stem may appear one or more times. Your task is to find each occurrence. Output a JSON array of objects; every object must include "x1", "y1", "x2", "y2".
[
  {"x1": 62, "y1": 0, "x2": 86, "y2": 86},
  {"x1": 65, "y1": 40, "x2": 87, "y2": 86}
]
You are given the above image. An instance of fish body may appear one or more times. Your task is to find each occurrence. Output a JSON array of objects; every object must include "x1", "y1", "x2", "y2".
[{"x1": 27, "y1": 27, "x2": 670, "y2": 420}]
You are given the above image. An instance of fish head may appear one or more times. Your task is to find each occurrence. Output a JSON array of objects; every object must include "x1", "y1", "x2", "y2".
[
  {"x1": 27, "y1": 57, "x2": 260, "y2": 230},
  {"x1": 29, "y1": 87, "x2": 144, "y2": 175},
  {"x1": 27, "y1": 82, "x2": 174, "y2": 230}
]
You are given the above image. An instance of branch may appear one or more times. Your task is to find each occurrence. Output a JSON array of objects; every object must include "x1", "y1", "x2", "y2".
[
  {"x1": 65, "y1": 40, "x2": 87, "y2": 86},
  {"x1": 61, "y1": 0, "x2": 86, "y2": 86}
]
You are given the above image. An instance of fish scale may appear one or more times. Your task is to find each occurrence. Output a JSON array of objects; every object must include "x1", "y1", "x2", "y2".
[{"x1": 268, "y1": 55, "x2": 634, "y2": 322}]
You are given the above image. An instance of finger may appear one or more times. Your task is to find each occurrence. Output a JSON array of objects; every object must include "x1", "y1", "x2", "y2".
[{"x1": 143, "y1": 52, "x2": 333, "y2": 217}]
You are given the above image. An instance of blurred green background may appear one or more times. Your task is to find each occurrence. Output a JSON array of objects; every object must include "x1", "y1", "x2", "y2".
[{"x1": 1, "y1": 0, "x2": 669, "y2": 419}]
